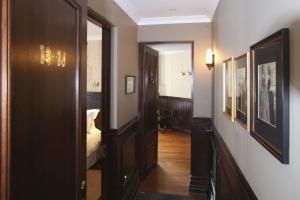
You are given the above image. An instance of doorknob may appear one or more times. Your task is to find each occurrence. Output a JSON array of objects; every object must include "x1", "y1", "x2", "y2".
[{"x1": 80, "y1": 180, "x2": 86, "y2": 200}]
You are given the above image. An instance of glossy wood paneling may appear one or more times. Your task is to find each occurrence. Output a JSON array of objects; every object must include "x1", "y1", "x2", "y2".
[
  {"x1": 211, "y1": 126, "x2": 258, "y2": 200},
  {"x1": 87, "y1": 92, "x2": 102, "y2": 130},
  {"x1": 190, "y1": 118, "x2": 257, "y2": 199},
  {"x1": 189, "y1": 118, "x2": 212, "y2": 193},
  {"x1": 87, "y1": 92, "x2": 101, "y2": 110},
  {"x1": 108, "y1": 115, "x2": 141, "y2": 200},
  {"x1": 159, "y1": 96, "x2": 192, "y2": 132}
]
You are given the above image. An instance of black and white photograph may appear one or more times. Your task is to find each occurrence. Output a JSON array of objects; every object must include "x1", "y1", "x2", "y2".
[
  {"x1": 235, "y1": 54, "x2": 248, "y2": 126},
  {"x1": 224, "y1": 58, "x2": 233, "y2": 117},
  {"x1": 125, "y1": 75, "x2": 136, "y2": 94},
  {"x1": 258, "y1": 62, "x2": 276, "y2": 127},
  {"x1": 250, "y1": 29, "x2": 289, "y2": 164}
]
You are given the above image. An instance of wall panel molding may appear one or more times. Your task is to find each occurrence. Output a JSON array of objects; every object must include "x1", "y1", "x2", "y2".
[
  {"x1": 190, "y1": 117, "x2": 258, "y2": 199},
  {"x1": 211, "y1": 124, "x2": 258, "y2": 200},
  {"x1": 108, "y1": 114, "x2": 141, "y2": 200}
]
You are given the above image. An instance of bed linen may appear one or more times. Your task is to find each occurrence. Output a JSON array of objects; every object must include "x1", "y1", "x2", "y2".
[{"x1": 87, "y1": 127, "x2": 101, "y2": 168}]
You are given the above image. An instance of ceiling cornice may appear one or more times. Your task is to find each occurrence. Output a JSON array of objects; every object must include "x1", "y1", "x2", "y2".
[
  {"x1": 114, "y1": 0, "x2": 211, "y2": 25},
  {"x1": 138, "y1": 15, "x2": 211, "y2": 26}
]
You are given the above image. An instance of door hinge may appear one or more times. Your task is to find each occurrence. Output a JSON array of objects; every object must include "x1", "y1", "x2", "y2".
[{"x1": 101, "y1": 144, "x2": 107, "y2": 159}]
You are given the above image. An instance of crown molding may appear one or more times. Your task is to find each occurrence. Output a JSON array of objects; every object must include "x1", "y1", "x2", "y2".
[
  {"x1": 114, "y1": 0, "x2": 212, "y2": 25},
  {"x1": 114, "y1": 0, "x2": 140, "y2": 24},
  {"x1": 138, "y1": 15, "x2": 211, "y2": 25}
]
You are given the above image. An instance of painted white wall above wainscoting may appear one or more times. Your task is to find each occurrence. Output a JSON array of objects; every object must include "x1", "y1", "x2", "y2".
[
  {"x1": 158, "y1": 51, "x2": 192, "y2": 99},
  {"x1": 138, "y1": 23, "x2": 212, "y2": 118},
  {"x1": 212, "y1": 0, "x2": 300, "y2": 199}
]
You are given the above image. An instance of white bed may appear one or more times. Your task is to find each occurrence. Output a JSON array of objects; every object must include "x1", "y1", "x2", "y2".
[{"x1": 87, "y1": 109, "x2": 102, "y2": 169}]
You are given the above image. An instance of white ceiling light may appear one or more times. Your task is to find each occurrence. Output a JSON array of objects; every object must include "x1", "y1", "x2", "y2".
[{"x1": 114, "y1": 0, "x2": 219, "y2": 25}]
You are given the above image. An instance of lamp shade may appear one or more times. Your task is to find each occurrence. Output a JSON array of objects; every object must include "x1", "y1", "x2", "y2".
[{"x1": 206, "y1": 49, "x2": 213, "y2": 65}]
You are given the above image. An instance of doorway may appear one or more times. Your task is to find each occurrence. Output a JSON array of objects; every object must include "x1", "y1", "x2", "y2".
[
  {"x1": 138, "y1": 42, "x2": 194, "y2": 196},
  {"x1": 86, "y1": 19, "x2": 102, "y2": 200},
  {"x1": 86, "y1": 8, "x2": 112, "y2": 200}
]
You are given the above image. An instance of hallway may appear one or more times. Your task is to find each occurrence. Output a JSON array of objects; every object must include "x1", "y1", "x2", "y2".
[{"x1": 139, "y1": 130, "x2": 207, "y2": 199}]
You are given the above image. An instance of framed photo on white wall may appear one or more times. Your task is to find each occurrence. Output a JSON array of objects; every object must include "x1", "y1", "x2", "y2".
[
  {"x1": 125, "y1": 75, "x2": 135, "y2": 94},
  {"x1": 223, "y1": 57, "x2": 235, "y2": 122},
  {"x1": 250, "y1": 29, "x2": 289, "y2": 164},
  {"x1": 234, "y1": 53, "x2": 250, "y2": 130}
]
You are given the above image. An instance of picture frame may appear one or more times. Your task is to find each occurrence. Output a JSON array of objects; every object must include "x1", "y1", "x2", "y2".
[
  {"x1": 223, "y1": 57, "x2": 235, "y2": 122},
  {"x1": 250, "y1": 29, "x2": 289, "y2": 164},
  {"x1": 125, "y1": 75, "x2": 135, "y2": 94},
  {"x1": 234, "y1": 53, "x2": 250, "y2": 130}
]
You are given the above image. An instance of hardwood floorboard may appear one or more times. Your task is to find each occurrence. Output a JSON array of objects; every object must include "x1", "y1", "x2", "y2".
[
  {"x1": 139, "y1": 130, "x2": 207, "y2": 199},
  {"x1": 87, "y1": 170, "x2": 101, "y2": 200}
]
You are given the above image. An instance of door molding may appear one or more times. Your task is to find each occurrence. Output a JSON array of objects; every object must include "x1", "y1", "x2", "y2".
[
  {"x1": 1, "y1": 0, "x2": 11, "y2": 199},
  {"x1": 87, "y1": 8, "x2": 112, "y2": 200}
]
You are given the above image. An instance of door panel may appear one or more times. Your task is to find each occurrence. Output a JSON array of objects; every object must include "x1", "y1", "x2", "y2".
[
  {"x1": 140, "y1": 46, "x2": 159, "y2": 175},
  {"x1": 10, "y1": 0, "x2": 86, "y2": 199}
]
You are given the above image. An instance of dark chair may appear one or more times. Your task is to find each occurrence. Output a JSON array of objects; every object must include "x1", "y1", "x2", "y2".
[{"x1": 158, "y1": 108, "x2": 175, "y2": 132}]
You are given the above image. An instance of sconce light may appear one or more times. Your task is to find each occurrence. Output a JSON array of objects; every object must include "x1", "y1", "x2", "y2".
[{"x1": 206, "y1": 49, "x2": 214, "y2": 70}]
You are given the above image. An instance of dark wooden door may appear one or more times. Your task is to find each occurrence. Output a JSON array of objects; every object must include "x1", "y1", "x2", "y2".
[
  {"x1": 9, "y1": 0, "x2": 87, "y2": 199},
  {"x1": 139, "y1": 46, "x2": 159, "y2": 175}
]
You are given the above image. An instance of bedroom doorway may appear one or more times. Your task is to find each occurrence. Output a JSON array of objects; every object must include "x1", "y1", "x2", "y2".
[
  {"x1": 86, "y1": 9, "x2": 112, "y2": 200},
  {"x1": 86, "y1": 19, "x2": 102, "y2": 200},
  {"x1": 139, "y1": 42, "x2": 194, "y2": 196}
]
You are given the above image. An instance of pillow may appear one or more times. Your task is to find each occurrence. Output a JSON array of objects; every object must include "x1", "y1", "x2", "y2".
[{"x1": 86, "y1": 109, "x2": 100, "y2": 131}]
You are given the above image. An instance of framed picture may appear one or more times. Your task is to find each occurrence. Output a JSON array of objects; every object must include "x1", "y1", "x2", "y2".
[
  {"x1": 125, "y1": 75, "x2": 135, "y2": 94},
  {"x1": 250, "y1": 29, "x2": 289, "y2": 164},
  {"x1": 234, "y1": 53, "x2": 250, "y2": 130},
  {"x1": 223, "y1": 57, "x2": 234, "y2": 121}
]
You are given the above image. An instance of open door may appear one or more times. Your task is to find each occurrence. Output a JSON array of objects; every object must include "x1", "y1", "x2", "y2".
[
  {"x1": 2, "y1": 0, "x2": 87, "y2": 199},
  {"x1": 86, "y1": 8, "x2": 112, "y2": 200},
  {"x1": 139, "y1": 45, "x2": 159, "y2": 176}
]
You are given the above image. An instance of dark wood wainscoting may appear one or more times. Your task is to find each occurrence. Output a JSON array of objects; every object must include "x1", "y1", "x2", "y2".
[
  {"x1": 108, "y1": 115, "x2": 141, "y2": 200},
  {"x1": 159, "y1": 96, "x2": 192, "y2": 132},
  {"x1": 87, "y1": 92, "x2": 102, "y2": 109},
  {"x1": 87, "y1": 92, "x2": 102, "y2": 129},
  {"x1": 190, "y1": 118, "x2": 258, "y2": 200},
  {"x1": 211, "y1": 126, "x2": 258, "y2": 200},
  {"x1": 189, "y1": 118, "x2": 212, "y2": 193}
]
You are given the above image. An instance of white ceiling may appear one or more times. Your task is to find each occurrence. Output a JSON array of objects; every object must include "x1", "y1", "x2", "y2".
[
  {"x1": 87, "y1": 21, "x2": 102, "y2": 41},
  {"x1": 148, "y1": 44, "x2": 191, "y2": 54},
  {"x1": 114, "y1": 0, "x2": 219, "y2": 25}
]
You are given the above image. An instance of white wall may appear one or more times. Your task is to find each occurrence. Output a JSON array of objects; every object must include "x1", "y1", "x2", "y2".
[
  {"x1": 88, "y1": 0, "x2": 138, "y2": 128},
  {"x1": 212, "y1": 0, "x2": 300, "y2": 199},
  {"x1": 159, "y1": 51, "x2": 192, "y2": 98},
  {"x1": 87, "y1": 40, "x2": 102, "y2": 92},
  {"x1": 139, "y1": 23, "x2": 212, "y2": 117}
]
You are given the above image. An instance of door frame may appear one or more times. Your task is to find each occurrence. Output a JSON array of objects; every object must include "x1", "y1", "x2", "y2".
[
  {"x1": 87, "y1": 8, "x2": 112, "y2": 200},
  {"x1": 138, "y1": 41, "x2": 195, "y2": 177},
  {"x1": 1, "y1": 0, "x2": 11, "y2": 198}
]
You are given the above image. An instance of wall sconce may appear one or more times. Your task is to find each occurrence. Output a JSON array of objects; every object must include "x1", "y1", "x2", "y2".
[{"x1": 206, "y1": 49, "x2": 214, "y2": 70}]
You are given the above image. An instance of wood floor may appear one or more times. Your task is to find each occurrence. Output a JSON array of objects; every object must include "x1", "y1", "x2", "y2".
[
  {"x1": 87, "y1": 170, "x2": 101, "y2": 200},
  {"x1": 139, "y1": 130, "x2": 206, "y2": 199}
]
